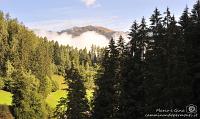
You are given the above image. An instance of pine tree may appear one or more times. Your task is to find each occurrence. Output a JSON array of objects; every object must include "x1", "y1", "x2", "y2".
[
  {"x1": 145, "y1": 8, "x2": 165, "y2": 111},
  {"x1": 188, "y1": 0, "x2": 200, "y2": 111},
  {"x1": 93, "y1": 38, "x2": 119, "y2": 119},
  {"x1": 179, "y1": 6, "x2": 190, "y2": 29},
  {"x1": 162, "y1": 7, "x2": 192, "y2": 107},
  {"x1": 12, "y1": 70, "x2": 47, "y2": 119},
  {"x1": 120, "y1": 18, "x2": 147, "y2": 119},
  {"x1": 0, "y1": 11, "x2": 9, "y2": 76},
  {"x1": 117, "y1": 36, "x2": 125, "y2": 57},
  {"x1": 57, "y1": 63, "x2": 90, "y2": 119},
  {"x1": 112, "y1": 36, "x2": 125, "y2": 118}
]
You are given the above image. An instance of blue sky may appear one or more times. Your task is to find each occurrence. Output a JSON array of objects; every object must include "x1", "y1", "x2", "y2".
[{"x1": 0, "y1": 0, "x2": 196, "y2": 31}]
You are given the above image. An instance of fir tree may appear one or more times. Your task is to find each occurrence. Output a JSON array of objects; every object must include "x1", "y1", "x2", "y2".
[
  {"x1": 93, "y1": 38, "x2": 119, "y2": 119},
  {"x1": 188, "y1": 0, "x2": 200, "y2": 112},
  {"x1": 12, "y1": 70, "x2": 47, "y2": 119},
  {"x1": 59, "y1": 63, "x2": 90, "y2": 119},
  {"x1": 145, "y1": 8, "x2": 165, "y2": 111}
]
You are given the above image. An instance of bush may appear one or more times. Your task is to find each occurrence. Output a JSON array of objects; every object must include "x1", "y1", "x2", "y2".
[
  {"x1": 2, "y1": 77, "x2": 14, "y2": 92},
  {"x1": 51, "y1": 79, "x2": 59, "y2": 92},
  {"x1": 0, "y1": 77, "x2": 4, "y2": 89},
  {"x1": 39, "y1": 76, "x2": 52, "y2": 97}
]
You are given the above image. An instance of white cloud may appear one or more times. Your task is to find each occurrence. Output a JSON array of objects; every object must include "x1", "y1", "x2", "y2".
[
  {"x1": 34, "y1": 30, "x2": 109, "y2": 49},
  {"x1": 82, "y1": 0, "x2": 96, "y2": 7}
]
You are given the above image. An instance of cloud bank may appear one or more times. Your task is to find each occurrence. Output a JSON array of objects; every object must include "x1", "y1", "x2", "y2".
[
  {"x1": 82, "y1": 0, "x2": 96, "y2": 7},
  {"x1": 34, "y1": 30, "x2": 109, "y2": 49}
]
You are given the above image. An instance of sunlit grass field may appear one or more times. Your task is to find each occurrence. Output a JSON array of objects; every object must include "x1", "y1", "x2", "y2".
[
  {"x1": 46, "y1": 90, "x2": 66, "y2": 108},
  {"x1": 0, "y1": 75, "x2": 67, "y2": 108},
  {"x1": 0, "y1": 90, "x2": 13, "y2": 105},
  {"x1": 0, "y1": 75, "x2": 93, "y2": 109},
  {"x1": 46, "y1": 75, "x2": 67, "y2": 108}
]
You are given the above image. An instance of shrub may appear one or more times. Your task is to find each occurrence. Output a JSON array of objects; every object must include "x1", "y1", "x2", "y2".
[{"x1": 0, "y1": 77, "x2": 4, "y2": 89}]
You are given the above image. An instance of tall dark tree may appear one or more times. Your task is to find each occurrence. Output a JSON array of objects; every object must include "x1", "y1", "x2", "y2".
[
  {"x1": 188, "y1": 0, "x2": 200, "y2": 111},
  {"x1": 179, "y1": 6, "x2": 190, "y2": 29},
  {"x1": 56, "y1": 63, "x2": 90, "y2": 119},
  {"x1": 93, "y1": 38, "x2": 119, "y2": 119},
  {"x1": 145, "y1": 8, "x2": 165, "y2": 111},
  {"x1": 0, "y1": 12, "x2": 9, "y2": 76},
  {"x1": 112, "y1": 35, "x2": 126, "y2": 118},
  {"x1": 120, "y1": 18, "x2": 147, "y2": 119}
]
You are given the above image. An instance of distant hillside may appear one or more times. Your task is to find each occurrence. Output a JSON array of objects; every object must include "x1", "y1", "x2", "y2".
[
  {"x1": 33, "y1": 25, "x2": 129, "y2": 49},
  {"x1": 58, "y1": 25, "x2": 116, "y2": 39}
]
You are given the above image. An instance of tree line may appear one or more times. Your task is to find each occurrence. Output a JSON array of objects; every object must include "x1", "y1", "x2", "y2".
[
  {"x1": 0, "y1": 10, "x2": 102, "y2": 119},
  {"x1": 91, "y1": 1, "x2": 200, "y2": 119}
]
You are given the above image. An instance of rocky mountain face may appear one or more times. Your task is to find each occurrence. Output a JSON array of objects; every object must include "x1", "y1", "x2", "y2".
[{"x1": 58, "y1": 25, "x2": 129, "y2": 40}]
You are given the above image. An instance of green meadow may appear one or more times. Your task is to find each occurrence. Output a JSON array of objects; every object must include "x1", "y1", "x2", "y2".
[
  {"x1": 46, "y1": 75, "x2": 67, "y2": 108},
  {"x1": 0, "y1": 90, "x2": 12, "y2": 105},
  {"x1": 0, "y1": 75, "x2": 93, "y2": 109},
  {"x1": 0, "y1": 75, "x2": 67, "y2": 108}
]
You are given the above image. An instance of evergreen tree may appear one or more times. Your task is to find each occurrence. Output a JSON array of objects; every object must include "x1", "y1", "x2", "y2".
[
  {"x1": 120, "y1": 18, "x2": 147, "y2": 119},
  {"x1": 179, "y1": 6, "x2": 190, "y2": 29},
  {"x1": 163, "y1": 8, "x2": 191, "y2": 107},
  {"x1": 93, "y1": 38, "x2": 119, "y2": 119},
  {"x1": 145, "y1": 8, "x2": 165, "y2": 112},
  {"x1": 187, "y1": 0, "x2": 200, "y2": 111},
  {"x1": 113, "y1": 36, "x2": 125, "y2": 118},
  {"x1": 12, "y1": 70, "x2": 47, "y2": 119},
  {"x1": 56, "y1": 64, "x2": 90, "y2": 119},
  {"x1": 0, "y1": 11, "x2": 9, "y2": 76}
]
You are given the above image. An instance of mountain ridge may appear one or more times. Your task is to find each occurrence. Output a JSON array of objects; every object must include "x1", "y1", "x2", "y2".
[
  {"x1": 33, "y1": 25, "x2": 129, "y2": 49},
  {"x1": 58, "y1": 25, "x2": 116, "y2": 39}
]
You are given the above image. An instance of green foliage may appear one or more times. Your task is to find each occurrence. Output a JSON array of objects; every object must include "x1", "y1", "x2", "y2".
[
  {"x1": 0, "y1": 10, "x2": 100, "y2": 119},
  {"x1": 39, "y1": 76, "x2": 53, "y2": 97},
  {"x1": 80, "y1": 63, "x2": 99, "y2": 90},
  {"x1": 93, "y1": 1, "x2": 200, "y2": 118},
  {"x1": 55, "y1": 65, "x2": 90, "y2": 119},
  {"x1": 30, "y1": 40, "x2": 53, "y2": 79},
  {"x1": 2, "y1": 77, "x2": 14, "y2": 92},
  {"x1": 0, "y1": 77, "x2": 4, "y2": 89},
  {"x1": 51, "y1": 78, "x2": 59, "y2": 92},
  {"x1": 0, "y1": 1, "x2": 200, "y2": 118},
  {"x1": 12, "y1": 70, "x2": 47, "y2": 119},
  {"x1": 5, "y1": 60, "x2": 15, "y2": 77},
  {"x1": 93, "y1": 38, "x2": 120, "y2": 119}
]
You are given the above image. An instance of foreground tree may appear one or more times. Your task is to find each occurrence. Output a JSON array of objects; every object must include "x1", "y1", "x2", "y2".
[
  {"x1": 66, "y1": 64, "x2": 90, "y2": 119},
  {"x1": 93, "y1": 38, "x2": 119, "y2": 119},
  {"x1": 188, "y1": 0, "x2": 200, "y2": 111},
  {"x1": 55, "y1": 63, "x2": 90, "y2": 119},
  {"x1": 12, "y1": 70, "x2": 47, "y2": 119}
]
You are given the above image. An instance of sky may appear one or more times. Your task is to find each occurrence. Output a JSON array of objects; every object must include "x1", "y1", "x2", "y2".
[{"x1": 0, "y1": 0, "x2": 196, "y2": 32}]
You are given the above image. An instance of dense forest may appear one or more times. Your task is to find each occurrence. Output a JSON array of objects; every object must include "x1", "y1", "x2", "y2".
[{"x1": 0, "y1": 0, "x2": 200, "y2": 119}]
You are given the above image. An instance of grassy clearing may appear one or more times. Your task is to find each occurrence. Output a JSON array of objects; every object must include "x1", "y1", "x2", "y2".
[
  {"x1": 46, "y1": 75, "x2": 67, "y2": 108},
  {"x1": 46, "y1": 90, "x2": 66, "y2": 108},
  {"x1": 0, "y1": 75, "x2": 67, "y2": 108},
  {"x1": 0, "y1": 75, "x2": 94, "y2": 108},
  {"x1": 0, "y1": 90, "x2": 13, "y2": 105},
  {"x1": 51, "y1": 75, "x2": 67, "y2": 90},
  {"x1": 47, "y1": 75, "x2": 94, "y2": 109}
]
